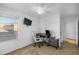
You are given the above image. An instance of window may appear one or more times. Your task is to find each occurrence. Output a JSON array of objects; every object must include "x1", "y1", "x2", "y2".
[{"x1": 0, "y1": 17, "x2": 18, "y2": 42}]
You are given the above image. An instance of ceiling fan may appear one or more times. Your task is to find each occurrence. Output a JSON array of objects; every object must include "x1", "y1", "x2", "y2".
[{"x1": 32, "y1": 3, "x2": 56, "y2": 15}]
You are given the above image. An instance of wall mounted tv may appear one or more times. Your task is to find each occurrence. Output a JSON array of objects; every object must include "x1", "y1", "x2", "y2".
[{"x1": 23, "y1": 18, "x2": 32, "y2": 26}]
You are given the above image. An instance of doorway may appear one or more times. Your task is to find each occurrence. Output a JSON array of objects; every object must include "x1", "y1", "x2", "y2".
[{"x1": 60, "y1": 17, "x2": 77, "y2": 46}]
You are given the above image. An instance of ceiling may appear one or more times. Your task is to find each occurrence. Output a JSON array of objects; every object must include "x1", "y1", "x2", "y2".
[{"x1": 0, "y1": 3, "x2": 79, "y2": 18}]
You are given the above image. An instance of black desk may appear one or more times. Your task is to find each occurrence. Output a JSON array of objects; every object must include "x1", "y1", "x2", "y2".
[
  {"x1": 49, "y1": 37, "x2": 59, "y2": 49},
  {"x1": 36, "y1": 33, "x2": 59, "y2": 49},
  {"x1": 36, "y1": 33, "x2": 46, "y2": 38},
  {"x1": 36, "y1": 33, "x2": 47, "y2": 42}
]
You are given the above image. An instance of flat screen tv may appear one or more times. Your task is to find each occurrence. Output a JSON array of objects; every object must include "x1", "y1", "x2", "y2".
[{"x1": 23, "y1": 18, "x2": 32, "y2": 26}]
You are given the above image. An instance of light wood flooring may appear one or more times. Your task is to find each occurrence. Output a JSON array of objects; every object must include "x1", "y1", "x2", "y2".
[
  {"x1": 6, "y1": 40, "x2": 79, "y2": 55},
  {"x1": 64, "y1": 38, "x2": 76, "y2": 45}
]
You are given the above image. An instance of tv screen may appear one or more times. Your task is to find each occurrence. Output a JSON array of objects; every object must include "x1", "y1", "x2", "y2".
[{"x1": 24, "y1": 18, "x2": 32, "y2": 26}]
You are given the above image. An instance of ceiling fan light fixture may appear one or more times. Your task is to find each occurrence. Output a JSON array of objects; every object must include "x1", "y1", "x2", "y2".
[{"x1": 32, "y1": 6, "x2": 45, "y2": 15}]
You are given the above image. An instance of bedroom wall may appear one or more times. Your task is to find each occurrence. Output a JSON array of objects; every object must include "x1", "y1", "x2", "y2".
[
  {"x1": 40, "y1": 13, "x2": 60, "y2": 39},
  {"x1": 0, "y1": 6, "x2": 40, "y2": 54}
]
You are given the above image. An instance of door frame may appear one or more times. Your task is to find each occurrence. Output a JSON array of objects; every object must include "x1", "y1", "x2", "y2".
[
  {"x1": 75, "y1": 18, "x2": 78, "y2": 46},
  {"x1": 76, "y1": 18, "x2": 79, "y2": 46}
]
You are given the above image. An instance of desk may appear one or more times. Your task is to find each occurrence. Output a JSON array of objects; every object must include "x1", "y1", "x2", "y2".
[
  {"x1": 36, "y1": 33, "x2": 59, "y2": 49},
  {"x1": 36, "y1": 33, "x2": 46, "y2": 38},
  {"x1": 49, "y1": 37, "x2": 59, "y2": 49},
  {"x1": 36, "y1": 33, "x2": 49, "y2": 43}
]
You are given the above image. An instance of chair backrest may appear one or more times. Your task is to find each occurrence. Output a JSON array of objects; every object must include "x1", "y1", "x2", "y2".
[
  {"x1": 45, "y1": 30, "x2": 51, "y2": 38},
  {"x1": 32, "y1": 32, "x2": 37, "y2": 42},
  {"x1": 45, "y1": 30, "x2": 50, "y2": 34}
]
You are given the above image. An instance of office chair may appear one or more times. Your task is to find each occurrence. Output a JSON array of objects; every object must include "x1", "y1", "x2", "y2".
[
  {"x1": 45, "y1": 30, "x2": 51, "y2": 46},
  {"x1": 45, "y1": 30, "x2": 51, "y2": 38},
  {"x1": 32, "y1": 32, "x2": 43, "y2": 48}
]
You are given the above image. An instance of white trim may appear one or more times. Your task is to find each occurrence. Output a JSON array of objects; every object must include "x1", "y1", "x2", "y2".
[{"x1": 76, "y1": 18, "x2": 78, "y2": 46}]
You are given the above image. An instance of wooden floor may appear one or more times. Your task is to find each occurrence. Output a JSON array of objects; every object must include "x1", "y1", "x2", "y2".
[
  {"x1": 6, "y1": 40, "x2": 79, "y2": 55},
  {"x1": 64, "y1": 38, "x2": 76, "y2": 44}
]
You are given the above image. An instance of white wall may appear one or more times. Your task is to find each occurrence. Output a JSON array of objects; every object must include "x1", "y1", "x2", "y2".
[
  {"x1": 60, "y1": 17, "x2": 65, "y2": 42},
  {"x1": 40, "y1": 13, "x2": 61, "y2": 46},
  {"x1": 65, "y1": 17, "x2": 76, "y2": 39},
  {"x1": 40, "y1": 13, "x2": 60, "y2": 39},
  {"x1": 0, "y1": 6, "x2": 40, "y2": 54}
]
